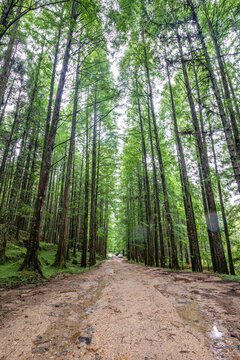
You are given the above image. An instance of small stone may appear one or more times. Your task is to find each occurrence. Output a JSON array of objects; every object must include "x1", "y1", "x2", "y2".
[
  {"x1": 32, "y1": 347, "x2": 49, "y2": 354},
  {"x1": 87, "y1": 327, "x2": 95, "y2": 334},
  {"x1": 77, "y1": 336, "x2": 92, "y2": 345},
  {"x1": 61, "y1": 350, "x2": 69, "y2": 355},
  {"x1": 24, "y1": 315, "x2": 28, "y2": 318}
]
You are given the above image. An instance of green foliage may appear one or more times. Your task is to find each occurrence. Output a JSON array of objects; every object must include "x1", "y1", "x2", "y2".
[{"x1": 0, "y1": 242, "x2": 105, "y2": 287}]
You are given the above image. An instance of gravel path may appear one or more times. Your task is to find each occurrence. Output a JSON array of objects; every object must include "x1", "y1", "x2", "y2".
[{"x1": 0, "y1": 259, "x2": 239, "y2": 359}]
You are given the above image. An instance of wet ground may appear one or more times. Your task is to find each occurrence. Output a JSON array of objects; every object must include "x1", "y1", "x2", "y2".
[{"x1": 0, "y1": 259, "x2": 239, "y2": 359}]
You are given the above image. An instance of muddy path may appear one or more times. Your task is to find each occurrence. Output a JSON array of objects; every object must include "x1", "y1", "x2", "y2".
[{"x1": 0, "y1": 259, "x2": 239, "y2": 360}]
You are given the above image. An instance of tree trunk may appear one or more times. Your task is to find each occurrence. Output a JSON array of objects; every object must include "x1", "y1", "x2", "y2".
[
  {"x1": 209, "y1": 122, "x2": 235, "y2": 275},
  {"x1": 136, "y1": 78, "x2": 154, "y2": 266},
  {"x1": 89, "y1": 88, "x2": 97, "y2": 267},
  {"x1": 187, "y1": 0, "x2": 240, "y2": 193},
  {"x1": 20, "y1": 1, "x2": 77, "y2": 274},
  {"x1": 0, "y1": 0, "x2": 23, "y2": 106},
  {"x1": 144, "y1": 42, "x2": 179, "y2": 269},
  {"x1": 81, "y1": 105, "x2": 90, "y2": 267},
  {"x1": 147, "y1": 96, "x2": 165, "y2": 267},
  {"x1": 203, "y1": 2, "x2": 240, "y2": 160},
  {"x1": 165, "y1": 49, "x2": 202, "y2": 272},
  {"x1": 177, "y1": 29, "x2": 228, "y2": 274},
  {"x1": 54, "y1": 48, "x2": 80, "y2": 268}
]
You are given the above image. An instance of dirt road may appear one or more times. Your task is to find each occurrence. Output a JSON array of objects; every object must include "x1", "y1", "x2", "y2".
[{"x1": 0, "y1": 259, "x2": 240, "y2": 360}]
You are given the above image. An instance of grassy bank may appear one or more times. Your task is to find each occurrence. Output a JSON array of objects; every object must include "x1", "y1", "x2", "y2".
[{"x1": 0, "y1": 242, "x2": 105, "y2": 288}]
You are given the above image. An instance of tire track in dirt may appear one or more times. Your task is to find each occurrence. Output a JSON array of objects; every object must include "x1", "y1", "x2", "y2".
[{"x1": 0, "y1": 259, "x2": 239, "y2": 359}]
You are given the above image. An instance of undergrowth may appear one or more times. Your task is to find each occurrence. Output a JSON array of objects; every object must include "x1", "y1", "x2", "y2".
[{"x1": 0, "y1": 242, "x2": 105, "y2": 288}]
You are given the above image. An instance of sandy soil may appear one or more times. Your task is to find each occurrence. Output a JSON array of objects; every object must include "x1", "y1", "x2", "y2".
[{"x1": 0, "y1": 259, "x2": 239, "y2": 360}]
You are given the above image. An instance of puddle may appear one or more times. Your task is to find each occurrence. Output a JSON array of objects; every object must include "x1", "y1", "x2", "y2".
[
  {"x1": 29, "y1": 275, "x2": 109, "y2": 359},
  {"x1": 154, "y1": 283, "x2": 239, "y2": 359}
]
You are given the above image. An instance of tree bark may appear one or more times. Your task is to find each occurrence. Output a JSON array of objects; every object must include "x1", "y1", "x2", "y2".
[
  {"x1": 89, "y1": 87, "x2": 97, "y2": 267},
  {"x1": 54, "y1": 48, "x2": 80, "y2": 268},
  {"x1": 165, "y1": 49, "x2": 202, "y2": 272},
  {"x1": 20, "y1": 1, "x2": 77, "y2": 274},
  {"x1": 147, "y1": 96, "x2": 165, "y2": 267},
  {"x1": 144, "y1": 42, "x2": 179, "y2": 269},
  {"x1": 209, "y1": 122, "x2": 235, "y2": 275},
  {"x1": 177, "y1": 29, "x2": 228, "y2": 274},
  {"x1": 81, "y1": 105, "x2": 90, "y2": 267},
  {"x1": 187, "y1": 0, "x2": 240, "y2": 193},
  {"x1": 136, "y1": 78, "x2": 154, "y2": 266}
]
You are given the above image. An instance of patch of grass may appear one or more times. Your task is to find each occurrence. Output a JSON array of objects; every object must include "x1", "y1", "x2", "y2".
[
  {"x1": 128, "y1": 259, "x2": 146, "y2": 267},
  {"x1": 0, "y1": 242, "x2": 106, "y2": 288},
  {"x1": 217, "y1": 274, "x2": 240, "y2": 282}
]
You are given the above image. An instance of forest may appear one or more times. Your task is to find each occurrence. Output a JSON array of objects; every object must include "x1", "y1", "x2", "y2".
[{"x1": 0, "y1": 0, "x2": 240, "y2": 285}]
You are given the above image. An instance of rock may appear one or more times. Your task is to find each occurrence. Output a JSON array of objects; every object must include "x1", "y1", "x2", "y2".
[
  {"x1": 87, "y1": 327, "x2": 95, "y2": 334},
  {"x1": 77, "y1": 336, "x2": 92, "y2": 345},
  {"x1": 87, "y1": 346, "x2": 100, "y2": 352},
  {"x1": 61, "y1": 350, "x2": 69, "y2": 356},
  {"x1": 32, "y1": 347, "x2": 49, "y2": 354}
]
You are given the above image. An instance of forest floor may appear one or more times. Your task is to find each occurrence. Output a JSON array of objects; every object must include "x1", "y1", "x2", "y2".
[{"x1": 0, "y1": 258, "x2": 240, "y2": 360}]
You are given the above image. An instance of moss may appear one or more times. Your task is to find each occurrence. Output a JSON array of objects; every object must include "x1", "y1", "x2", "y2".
[{"x1": 0, "y1": 242, "x2": 106, "y2": 288}]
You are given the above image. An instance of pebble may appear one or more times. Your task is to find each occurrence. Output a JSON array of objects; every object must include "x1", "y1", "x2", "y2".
[
  {"x1": 61, "y1": 350, "x2": 69, "y2": 356},
  {"x1": 77, "y1": 336, "x2": 92, "y2": 345}
]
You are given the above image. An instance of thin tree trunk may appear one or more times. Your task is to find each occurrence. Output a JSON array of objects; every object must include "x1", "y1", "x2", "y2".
[
  {"x1": 81, "y1": 106, "x2": 90, "y2": 267},
  {"x1": 136, "y1": 78, "x2": 154, "y2": 266},
  {"x1": 165, "y1": 49, "x2": 202, "y2": 272},
  {"x1": 89, "y1": 87, "x2": 97, "y2": 267},
  {"x1": 0, "y1": 78, "x2": 22, "y2": 186},
  {"x1": 209, "y1": 122, "x2": 235, "y2": 275},
  {"x1": 54, "y1": 48, "x2": 80, "y2": 268},
  {"x1": 144, "y1": 42, "x2": 179, "y2": 269},
  {"x1": 147, "y1": 96, "x2": 165, "y2": 267}
]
